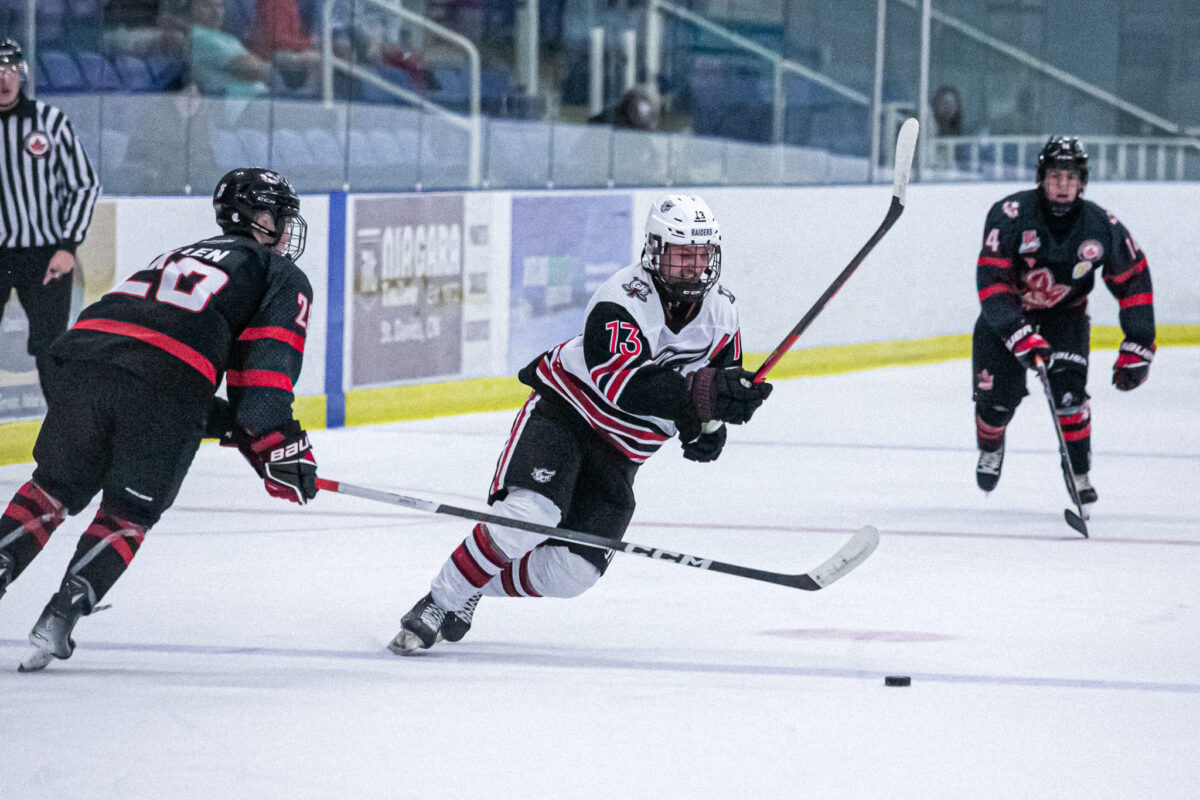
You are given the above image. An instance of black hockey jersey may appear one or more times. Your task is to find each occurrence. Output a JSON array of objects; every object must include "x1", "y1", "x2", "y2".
[
  {"x1": 519, "y1": 264, "x2": 742, "y2": 463},
  {"x1": 50, "y1": 233, "x2": 313, "y2": 435},
  {"x1": 976, "y1": 189, "x2": 1154, "y2": 350}
]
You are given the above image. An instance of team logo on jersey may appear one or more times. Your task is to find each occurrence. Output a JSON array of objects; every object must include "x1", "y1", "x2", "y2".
[
  {"x1": 1018, "y1": 230, "x2": 1041, "y2": 254},
  {"x1": 622, "y1": 277, "x2": 651, "y2": 301},
  {"x1": 1002, "y1": 200, "x2": 1020, "y2": 219},
  {"x1": 1077, "y1": 240, "x2": 1103, "y2": 261},
  {"x1": 23, "y1": 131, "x2": 49, "y2": 158},
  {"x1": 531, "y1": 467, "x2": 556, "y2": 483},
  {"x1": 1021, "y1": 268, "x2": 1070, "y2": 309},
  {"x1": 976, "y1": 369, "x2": 994, "y2": 391},
  {"x1": 717, "y1": 284, "x2": 735, "y2": 303},
  {"x1": 1072, "y1": 261, "x2": 1093, "y2": 279}
]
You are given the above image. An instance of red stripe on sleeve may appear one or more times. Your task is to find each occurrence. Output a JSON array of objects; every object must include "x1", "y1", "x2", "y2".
[
  {"x1": 1118, "y1": 292, "x2": 1153, "y2": 309},
  {"x1": 226, "y1": 370, "x2": 294, "y2": 391},
  {"x1": 978, "y1": 284, "x2": 1016, "y2": 302},
  {"x1": 238, "y1": 326, "x2": 306, "y2": 353},
  {"x1": 978, "y1": 257, "x2": 1011, "y2": 268},
  {"x1": 1105, "y1": 258, "x2": 1147, "y2": 285},
  {"x1": 72, "y1": 318, "x2": 216, "y2": 384}
]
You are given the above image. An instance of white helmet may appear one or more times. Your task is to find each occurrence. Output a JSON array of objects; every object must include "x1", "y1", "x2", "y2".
[{"x1": 641, "y1": 194, "x2": 722, "y2": 301}]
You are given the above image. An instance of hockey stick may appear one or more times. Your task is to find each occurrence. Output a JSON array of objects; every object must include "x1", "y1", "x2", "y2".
[
  {"x1": 1033, "y1": 356, "x2": 1089, "y2": 537},
  {"x1": 754, "y1": 117, "x2": 920, "y2": 383},
  {"x1": 314, "y1": 477, "x2": 879, "y2": 591}
]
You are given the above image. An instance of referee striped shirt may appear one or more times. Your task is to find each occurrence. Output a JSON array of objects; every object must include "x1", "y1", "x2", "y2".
[{"x1": 0, "y1": 93, "x2": 99, "y2": 251}]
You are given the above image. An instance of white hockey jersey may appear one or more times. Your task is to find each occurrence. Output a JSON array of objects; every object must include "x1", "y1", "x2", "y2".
[{"x1": 518, "y1": 263, "x2": 743, "y2": 463}]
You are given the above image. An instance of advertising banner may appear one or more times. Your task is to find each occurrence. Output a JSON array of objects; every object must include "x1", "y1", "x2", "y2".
[
  {"x1": 349, "y1": 194, "x2": 464, "y2": 387},
  {"x1": 508, "y1": 193, "x2": 632, "y2": 372}
]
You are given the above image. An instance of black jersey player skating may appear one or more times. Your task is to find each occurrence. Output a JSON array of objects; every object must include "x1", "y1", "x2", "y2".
[
  {"x1": 972, "y1": 136, "x2": 1156, "y2": 508},
  {"x1": 0, "y1": 168, "x2": 320, "y2": 671}
]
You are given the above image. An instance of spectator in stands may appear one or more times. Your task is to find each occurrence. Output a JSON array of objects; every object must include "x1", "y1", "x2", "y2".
[
  {"x1": 932, "y1": 84, "x2": 963, "y2": 136},
  {"x1": 190, "y1": 0, "x2": 271, "y2": 97},
  {"x1": 588, "y1": 83, "x2": 662, "y2": 131},
  {"x1": 101, "y1": 0, "x2": 189, "y2": 64},
  {"x1": 248, "y1": 0, "x2": 323, "y2": 93}
]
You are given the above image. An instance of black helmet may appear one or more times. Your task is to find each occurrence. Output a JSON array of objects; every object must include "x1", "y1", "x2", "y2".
[
  {"x1": 1036, "y1": 136, "x2": 1089, "y2": 187},
  {"x1": 0, "y1": 37, "x2": 27, "y2": 78},
  {"x1": 213, "y1": 167, "x2": 306, "y2": 260}
]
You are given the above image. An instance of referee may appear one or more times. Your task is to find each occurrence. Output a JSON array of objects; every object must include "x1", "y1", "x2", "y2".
[{"x1": 0, "y1": 37, "x2": 100, "y2": 393}]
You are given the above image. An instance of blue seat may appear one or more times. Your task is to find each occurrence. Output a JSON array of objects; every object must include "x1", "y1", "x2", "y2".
[
  {"x1": 37, "y1": 50, "x2": 86, "y2": 93},
  {"x1": 237, "y1": 129, "x2": 269, "y2": 165},
  {"x1": 77, "y1": 51, "x2": 122, "y2": 92},
  {"x1": 304, "y1": 128, "x2": 344, "y2": 167},
  {"x1": 270, "y1": 129, "x2": 311, "y2": 172},
  {"x1": 144, "y1": 54, "x2": 187, "y2": 90},
  {"x1": 210, "y1": 130, "x2": 245, "y2": 170},
  {"x1": 113, "y1": 54, "x2": 154, "y2": 93}
]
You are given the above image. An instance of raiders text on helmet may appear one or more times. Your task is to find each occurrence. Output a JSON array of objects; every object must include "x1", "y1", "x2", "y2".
[
  {"x1": 641, "y1": 194, "x2": 722, "y2": 302},
  {"x1": 213, "y1": 168, "x2": 307, "y2": 260}
]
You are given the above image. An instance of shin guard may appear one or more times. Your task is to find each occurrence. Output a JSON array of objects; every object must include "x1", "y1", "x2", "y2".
[{"x1": 0, "y1": 481, "x2": 66, "y2": 591}]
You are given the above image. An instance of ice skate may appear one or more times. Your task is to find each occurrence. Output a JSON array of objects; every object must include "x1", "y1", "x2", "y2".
[
  {"x1": 975, "y1": 446, "x2": 1004, "y2": 492},
  {"x1": 388, "y1": 592, "x2": 447, "y2": 655},
  {"x1": 1074, "y1": 473, "x2": 1098, "y2": 510},
  {"x1": 440, "y1": 593, "x2": 481, "y2": 643},
  {"x1": 18, "y1": 576, "x2": 91, "y2": 672}
]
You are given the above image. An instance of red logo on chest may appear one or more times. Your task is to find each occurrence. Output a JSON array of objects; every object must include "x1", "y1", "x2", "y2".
[
  {"x1": 1021, "y1": 267, "x2": 1070, "y2": 309},
  {"x1": 23, "y1": 131, "x2": 50, "y2": 158}
]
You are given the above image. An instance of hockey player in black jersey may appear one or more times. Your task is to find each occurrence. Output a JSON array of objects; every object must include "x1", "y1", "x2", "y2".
[
  {"x1": 0, "y1": 167, "x2": 319, "y2": 671},
  {"x1": 390, "y1": 194, "x2": 773, "y2": 654},
  {"x1": 972, "y1": 136, "x2": 1155, "y2": 506}
]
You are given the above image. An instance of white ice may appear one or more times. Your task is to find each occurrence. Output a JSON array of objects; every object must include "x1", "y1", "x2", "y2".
[{"x1": 2, "y1": 351, "x2": 1197, "y2": 800}]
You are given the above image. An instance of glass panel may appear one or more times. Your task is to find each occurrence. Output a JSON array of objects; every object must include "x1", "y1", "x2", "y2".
[
  {"x1": 484, "y1": 119, "x2": 551, "y2": 189},
  {"x1": 550, "y1": 123, "x2": 612, "y2": 188}
]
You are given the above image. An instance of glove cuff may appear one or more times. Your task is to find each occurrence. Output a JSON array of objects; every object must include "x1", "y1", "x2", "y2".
[{"x1": 1118, "y1": 340, "x2": 1155, "y2": 362}]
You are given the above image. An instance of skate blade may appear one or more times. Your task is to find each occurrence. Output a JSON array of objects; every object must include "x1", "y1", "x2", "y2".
[
  {"x1": 18, "y1": 645, "x2": 55, "y2": 672},
  {"x1": 386, "y1": 630, "x2": 426, "y2": 656}
]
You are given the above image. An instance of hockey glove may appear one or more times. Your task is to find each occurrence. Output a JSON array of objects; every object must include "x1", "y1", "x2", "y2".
[
  {"x1": 229, "y1": 422, "x2": 319, "y2": 504},
  {"x1": 1112, "y1": 340, "x2": 1154, "y2": 391},
  {"x1": 1009, "y1": 329, "x2": 1052, "y2": 371},
  {"x1": 681, "y1": 421, "x2": 727, "y2": 463},
  {"x1": 687, "y1": 367, "x2": 773, "y2": 425}
]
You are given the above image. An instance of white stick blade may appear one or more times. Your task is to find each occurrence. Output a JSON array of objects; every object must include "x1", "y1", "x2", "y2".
[
  {"x1": 809, "y1": 525, "x2": 880, "y2": 588},
  {"x1": 891, "y1": 118, "x2": 919, "y2": 206}
]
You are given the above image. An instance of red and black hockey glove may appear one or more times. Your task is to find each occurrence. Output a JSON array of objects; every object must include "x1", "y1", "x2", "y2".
[
  {"x1": 680, "y1": 421, "x2": 726, "y2": 463},
  {"x1": 1009, "y1": 328, "x2": 1052, "y2": 371},
  {"x1": 226, "y1": 421, "x2": 318, "y2": 504},
  {"x1": 687, "y1": 367, "x2": 773, "y2": 425},
  {"x1": 1112, "y1": 340, "x2": 1154, "y2": 391}
]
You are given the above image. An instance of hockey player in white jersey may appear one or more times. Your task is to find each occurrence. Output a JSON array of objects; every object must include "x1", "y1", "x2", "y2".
[{"x1": 389, "y1": 194, "x2": 773, "y2": 654}]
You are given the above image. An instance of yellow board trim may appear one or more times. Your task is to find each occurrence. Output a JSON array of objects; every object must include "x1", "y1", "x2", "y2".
[{"x1": 1, "y1": 324, "x2": 1197, "y2": 466}]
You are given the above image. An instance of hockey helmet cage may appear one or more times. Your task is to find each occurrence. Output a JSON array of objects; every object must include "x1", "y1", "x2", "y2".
[
  {"x1": 641, "y1": 194, "x2": 722, "y2": 302},
  {"x1": 1036, "y1": 136, "x2": 1089, "y2": 187},
  {"x1": 213, "y1": 167, "x2": 307, "y2": 260}
]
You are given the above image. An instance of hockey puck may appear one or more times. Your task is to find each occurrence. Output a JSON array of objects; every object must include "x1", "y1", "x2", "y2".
[{"x1": 884, "y1": 675, "x2": 911, "y2": 687}]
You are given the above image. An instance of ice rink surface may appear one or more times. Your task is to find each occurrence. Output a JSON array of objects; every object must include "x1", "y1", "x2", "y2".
[{"x1": 2, "y1": 351, "x2": 1197, "y2": 799}]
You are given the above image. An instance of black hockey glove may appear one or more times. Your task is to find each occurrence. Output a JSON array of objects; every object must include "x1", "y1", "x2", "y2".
[
  {"x1": 1009, "y1": 328, "x2": 1052, "y2": 371},
  {"x1": 681, "y1": 422, "x2": 726, "y2": 463},
  {"x1": 687, "y1": 367, "x2": 773, "y2": 425},
  {"x1": 1112, "y1": 340, "x2": 1154, "y2": 391},
  {"x1": 226, "y1": 421, "x2": 318, "y2": 504}
]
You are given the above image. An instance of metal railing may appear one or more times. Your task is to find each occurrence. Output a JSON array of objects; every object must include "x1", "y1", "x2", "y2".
[
  {"x1": 646, "y1": 0, "x2": 871, "y2": 146},
  {"x1": 320, "y1": 0, "x2": 482, "y2": 187},
  {"x1": 929, "y1": 135, "x2": 1200, "y2": 181}
]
